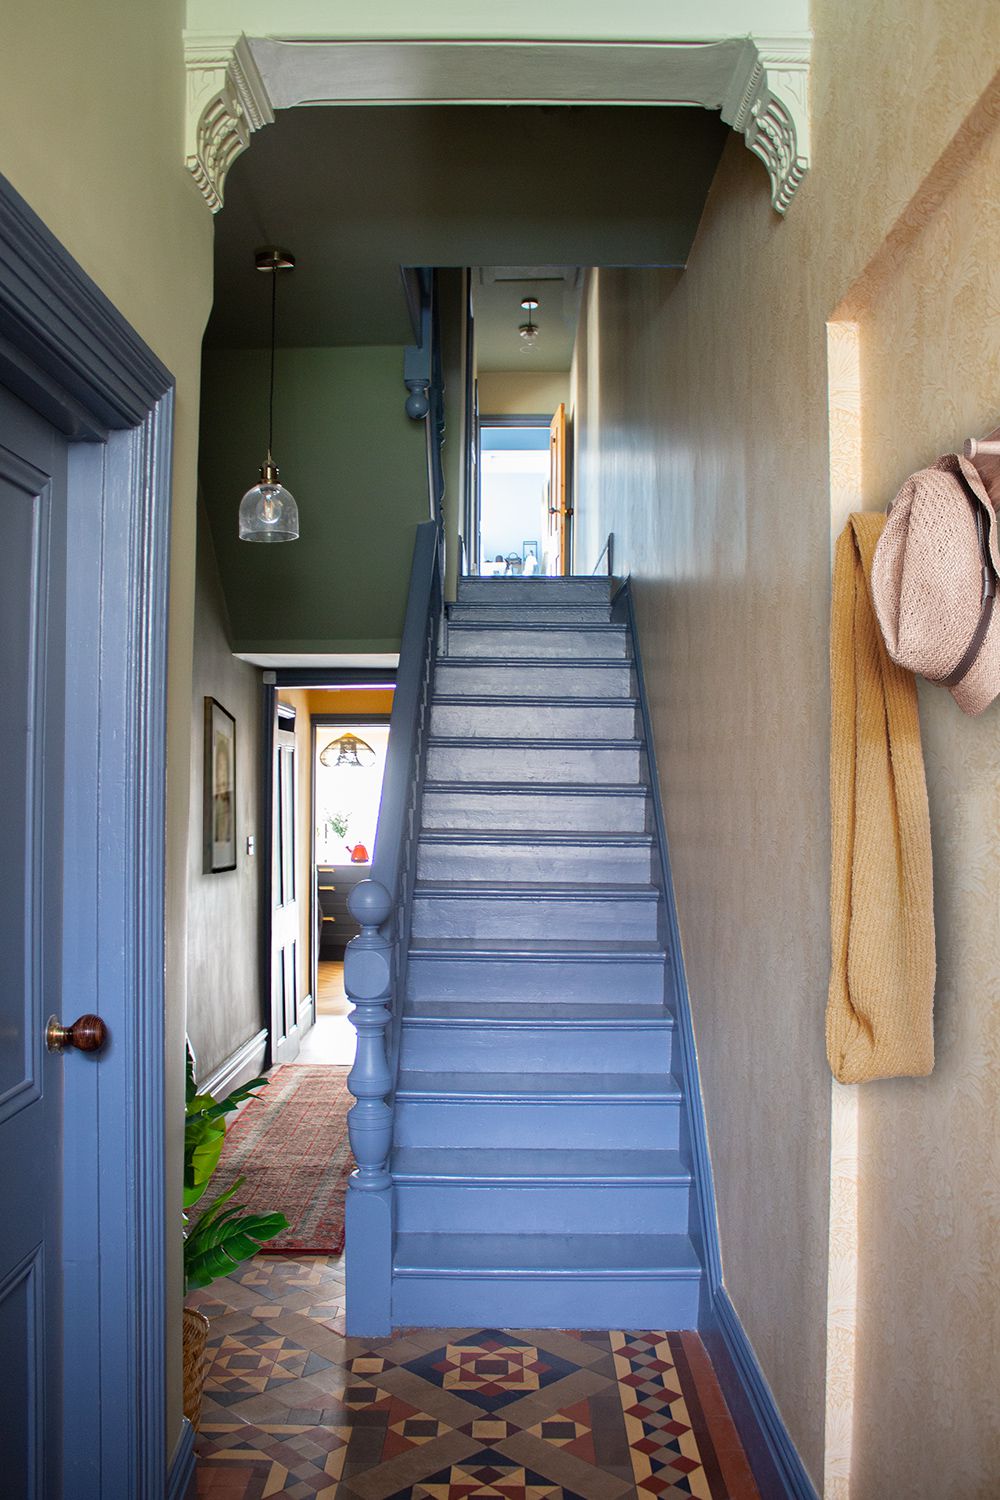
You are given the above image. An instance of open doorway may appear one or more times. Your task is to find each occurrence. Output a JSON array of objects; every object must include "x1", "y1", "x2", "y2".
[
  {"x1": 265, "y1": 682, "x2": 394, "y2": 1069},
  {"x1": 470, "y1": 267, "x2": 581, "y2": 575},
  {"x1": 479, "y1": 419, "x2": 551, "y2": 575}
]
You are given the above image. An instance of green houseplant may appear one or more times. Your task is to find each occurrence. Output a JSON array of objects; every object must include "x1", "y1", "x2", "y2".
[{"x1": 182, "y1": 1046, "x2": 289, "y2": 1426}]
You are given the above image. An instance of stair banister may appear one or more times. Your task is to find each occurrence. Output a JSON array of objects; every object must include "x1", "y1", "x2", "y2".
[{"x1": 343, "y1": 518, "x2": 443, "y2": 1333}]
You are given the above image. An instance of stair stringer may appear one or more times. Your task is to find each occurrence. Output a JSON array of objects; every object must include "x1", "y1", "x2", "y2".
[{"x1": 613, "y1": 578, "x2": 820, "y2": 1500}]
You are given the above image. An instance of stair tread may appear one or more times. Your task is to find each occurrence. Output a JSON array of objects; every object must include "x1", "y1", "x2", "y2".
[
  {"x1": 440, "y1": 663, "x2": 629, "y2": 675},
  {"x1": 428, "y1": 735, "x2": 642, "y2": 748},
  {"x1": 392, "y1": 1147, "x2": 690, "y2": 1182},
  {"x1": 403, "y1": 1001, "x2": 673, "y2": 1023},
  {"x1": 424, "y1": 780, "x2": 648, "y2": 796},
  {"x1": 420, "y1": 829, "x2": 653, "y2": 844},
  {"x1": 396, "y1": 1070, "x2": 681, "y2": 1099},
  {"x1": 448, "y1": 621, "x2": 623, "y2": 631},
  {"x1": 409, "y1": 937, "x2": 666, "y2": 958},
  {"x1": 433, "y1": 694, "x2": 636, "y2": 707},
  {"x1": 414, "y1": 881, "x2": 659, "y2": 898},
  {"x1": 393, "y1": 1232, "x2": 701, "y2": 1275}
]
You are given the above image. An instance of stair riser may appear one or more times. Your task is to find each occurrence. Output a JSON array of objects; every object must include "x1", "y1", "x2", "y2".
[
  {"x1": 411, "y1": 894, "x2": 659, "y2": 942},
  {"x1": 395, "y1": 1182, "x2": 691, "y2": 1234},
  {"x1": 406, "y1": 957, "x2": 665, "y2": 1004},
  {"x1": 421, "y1": 788, "x2": 650, "y2": 833},
  {"x1": 400, "y1": 1024, "x2": 674, "y2": 1072},
  {"x1": 447, "y1": 627, "x2": 627, "y2": 659},
  {"x1": 426, "y1": 743, "x2": 643, "y2": 784},
  {"x1": 457, "y1": 579, "x2": 611, "y2": 604},
  {"x1": 435, "y1": 662, "x2": 635, "y2": 698},
  {"x1": 394, "y1": 1100, "x2": 679, "y2": 1149},
  {"x1": 448, "y1": 604, "x2": 611, "y2": 624},
  {"x1": 430, "y1": 701, "x2": 638, "y2": 739},
  {"x1": 416, "y1": 841, "x2": 653, "y2": 882},
  {"x1": 392, "y1": 1275, "x2": 701, "y2": 1330}
]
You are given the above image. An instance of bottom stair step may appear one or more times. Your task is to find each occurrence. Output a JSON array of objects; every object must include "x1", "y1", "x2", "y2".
[{"x1": 392, "y1": 1232, "x2": 703, "y2": 1328}]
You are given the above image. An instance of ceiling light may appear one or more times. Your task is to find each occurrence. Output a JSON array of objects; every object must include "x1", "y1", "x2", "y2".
[
  {"x1": 518, "y1": 297, "x2": 540, "y2": 349},
  {"x1": 239, "y1": 246, "x2": 300, "y2": 543}
]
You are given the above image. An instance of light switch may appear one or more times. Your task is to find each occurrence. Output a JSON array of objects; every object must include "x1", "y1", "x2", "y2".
[{"x1": 246, "y1": 834, "x2": 255, "y2": 856}]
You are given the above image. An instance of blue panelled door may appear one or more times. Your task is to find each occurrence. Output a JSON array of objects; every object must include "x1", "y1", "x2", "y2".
[{"x1": 0, "y1": 386, "x2": 69, "y2": 1496}]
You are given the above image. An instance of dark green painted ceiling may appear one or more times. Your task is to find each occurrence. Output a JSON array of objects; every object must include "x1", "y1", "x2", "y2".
[{"x1": 207, "y1": 104, "x2": 728, "y2": 350}]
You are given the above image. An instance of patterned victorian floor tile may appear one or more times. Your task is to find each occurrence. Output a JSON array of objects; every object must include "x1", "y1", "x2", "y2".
[{"x1": 195, "y1": 1256, "x2": 760, "y2": 1500}]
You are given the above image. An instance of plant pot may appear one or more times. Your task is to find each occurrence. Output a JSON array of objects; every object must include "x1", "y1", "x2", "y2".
[{"x1": 182, "y1": 1306, "x2": 211, "y2": 1431}]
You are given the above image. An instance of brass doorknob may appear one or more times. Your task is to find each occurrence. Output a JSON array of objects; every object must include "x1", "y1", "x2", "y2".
[{"x1": 46, "y1": 1014, "x2": 108, "y2": 1053}]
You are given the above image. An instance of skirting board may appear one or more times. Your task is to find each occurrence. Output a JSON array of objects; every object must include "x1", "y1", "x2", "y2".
[
  {"x1": 199, "y1": 1028, "x2": 268, "y2": 1099},
  {"x1": 299, "y1": 992, "x2": 315, "y2": 1035},
  {"x1": 704, "y1": 1288, "x2": 820, "y2": 1500},
  {"x1": 166, "y1": 1417, "x2": 196, "y2": 1500}
]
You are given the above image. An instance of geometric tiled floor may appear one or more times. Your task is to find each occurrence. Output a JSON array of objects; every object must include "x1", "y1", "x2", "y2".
[{"x1": 191, "y1": 1256, "x2": 760, "y2": 1499}]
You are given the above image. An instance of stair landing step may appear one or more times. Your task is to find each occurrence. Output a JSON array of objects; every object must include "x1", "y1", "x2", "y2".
[
  {"x1": 392, "y1": 1147, "x2": 690, "y2": 1184},
  {"x1": 393, "y1": 1232, "x2": 701, "y2": 1277},
  {"x1": 403, "y1": 1001, "x2": 672, "y2": 1023},
  {"x1": 396, "y1": 1071, "x2": 681, "y2": 1101}
]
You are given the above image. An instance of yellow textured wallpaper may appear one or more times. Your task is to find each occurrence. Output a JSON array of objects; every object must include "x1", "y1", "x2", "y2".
[{"x1": 572, "y1": 5, "x2": 1000, "y2": 1494}]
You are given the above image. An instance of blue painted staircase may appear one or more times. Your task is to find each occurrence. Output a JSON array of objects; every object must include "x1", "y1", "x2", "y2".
[{"x1": 385, "y1": 574, "x2": 708, "y2": 1328}]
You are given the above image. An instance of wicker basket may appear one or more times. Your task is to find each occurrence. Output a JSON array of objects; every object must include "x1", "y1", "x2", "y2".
[{"x1": 182, "y1": 1306, "x2": 211, "y2": 1430}]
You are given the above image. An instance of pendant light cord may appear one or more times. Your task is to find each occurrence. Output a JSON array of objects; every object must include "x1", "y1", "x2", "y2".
[{"x1": 268, "y1": 261, "x2": 277, "y2": 458}]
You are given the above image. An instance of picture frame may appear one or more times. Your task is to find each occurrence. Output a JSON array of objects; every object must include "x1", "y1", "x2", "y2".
[
  {"x1": 204, "y1": 697, "x2": 237, "y2": 872},
  {"x1": 522, "y1": 540, "x2": 539, "y2": 563}
]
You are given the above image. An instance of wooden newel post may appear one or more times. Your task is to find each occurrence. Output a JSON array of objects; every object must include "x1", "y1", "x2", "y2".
[{"x1": 345, "y1": 879, "x2": 394, "y2": 1192}]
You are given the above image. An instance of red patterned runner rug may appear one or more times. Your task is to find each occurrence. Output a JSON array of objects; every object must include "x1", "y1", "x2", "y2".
[{"x1": 209, "y1": 1064, "x2": 354, "y2": 1254}]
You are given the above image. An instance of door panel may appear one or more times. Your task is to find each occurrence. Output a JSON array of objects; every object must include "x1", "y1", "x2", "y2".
[
  {"x1": 0, "y1": 390, "x2": 68, "y2": 1498},
  {"x1": 548, "y1": 402, "x2": 570, "y2": 574}
]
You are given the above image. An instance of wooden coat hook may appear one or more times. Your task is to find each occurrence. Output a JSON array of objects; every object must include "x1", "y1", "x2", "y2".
[{"x1": 964, "y1": 423, "x2": 1000, "y2": 506}]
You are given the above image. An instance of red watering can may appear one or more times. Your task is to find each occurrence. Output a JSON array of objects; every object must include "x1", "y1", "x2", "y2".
[{"x1": 346, "y1": 843, "x2": 369, "y2": 864}]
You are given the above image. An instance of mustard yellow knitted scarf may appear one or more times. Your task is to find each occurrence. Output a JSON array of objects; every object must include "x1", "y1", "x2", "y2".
[{"x1": 827, "y1": 513, "x2": 936, "y2": 1082}]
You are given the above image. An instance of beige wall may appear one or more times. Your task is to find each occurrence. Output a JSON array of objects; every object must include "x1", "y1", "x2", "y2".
[
  {"x1": 187, "y1": 509, "x2": 264, "y2": 1080},
  {"x1": 572, "y1": 6, "x2": 1000, "y2": 1495},
  {"x1": 478, "y1": 370, "x2": 569, "y2": 416},
  {"x1": 0, "y1": 0, "x2": 214, "y2": 1456}
]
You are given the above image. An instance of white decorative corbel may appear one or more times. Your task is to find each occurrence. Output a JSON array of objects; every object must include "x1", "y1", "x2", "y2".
[
  {"x1": 184, "y1": 33, "x2": 274, "y2": 213},
  {"x1": 722, "y1": 37, "x2": 811, "y2": 213}
]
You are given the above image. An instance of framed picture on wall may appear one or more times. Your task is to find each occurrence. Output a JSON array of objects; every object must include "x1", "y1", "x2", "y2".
[{"x1": 204, "y1": 697, "x2": 237, "y2": 872}]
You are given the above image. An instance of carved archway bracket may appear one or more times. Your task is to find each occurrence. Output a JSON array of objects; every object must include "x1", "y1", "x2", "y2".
[
  {"x1": 721, "y1": 38, "x2": 810, "y2": 213},
  {"x1": 184, "y1": 33, "x2": 273, "y2": 212},
  {"x1": 183, "y1": 32, "x2": 810, "y2": 217}
]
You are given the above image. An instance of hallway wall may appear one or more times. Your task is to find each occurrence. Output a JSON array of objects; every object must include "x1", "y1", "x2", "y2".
[
  {"x1": 187, "y1": 507, "x2": 264, "y2": 1082},
  {"x1": 0, "y1": 0, "x2": 214, "y2": 1458},
  {"x1": 572, "y1": 6, "x2": 1000, "y2": 1496},
  {"x1": 199, "y1": 345, "x2": 426, "y2": 653}
]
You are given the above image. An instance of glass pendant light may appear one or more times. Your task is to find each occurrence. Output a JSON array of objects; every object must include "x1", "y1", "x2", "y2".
[
  {"x1": 239, "y1": 247, "x2": 300, "y2": 542},
  {"x1": 518, "y1": 296, "x2": 540, "y2": 351},
  {"x1": 320, "y1": 733, "x2": 377, "y2": 768}
]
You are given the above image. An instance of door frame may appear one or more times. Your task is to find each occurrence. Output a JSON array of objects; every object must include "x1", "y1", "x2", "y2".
[
  {"x1": 0, "y1": 177, "x2": 175, "y2": 1496},
  {"x1": 260, "y1": 669, "x2": 396, "y2": 1068},
  {"x1": 477, "y1": 414, "x2": 553, "y2": 576}
]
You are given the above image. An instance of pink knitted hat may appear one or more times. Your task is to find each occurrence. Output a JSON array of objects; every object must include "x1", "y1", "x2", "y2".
[{"x1": 871, "y1": 454, "x2": 1000, "y2": 716}]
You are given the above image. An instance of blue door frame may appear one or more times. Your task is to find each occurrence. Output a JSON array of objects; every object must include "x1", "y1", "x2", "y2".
[{"x1": 0, "y1": 177, "x2": 180, "y2": 1497}]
